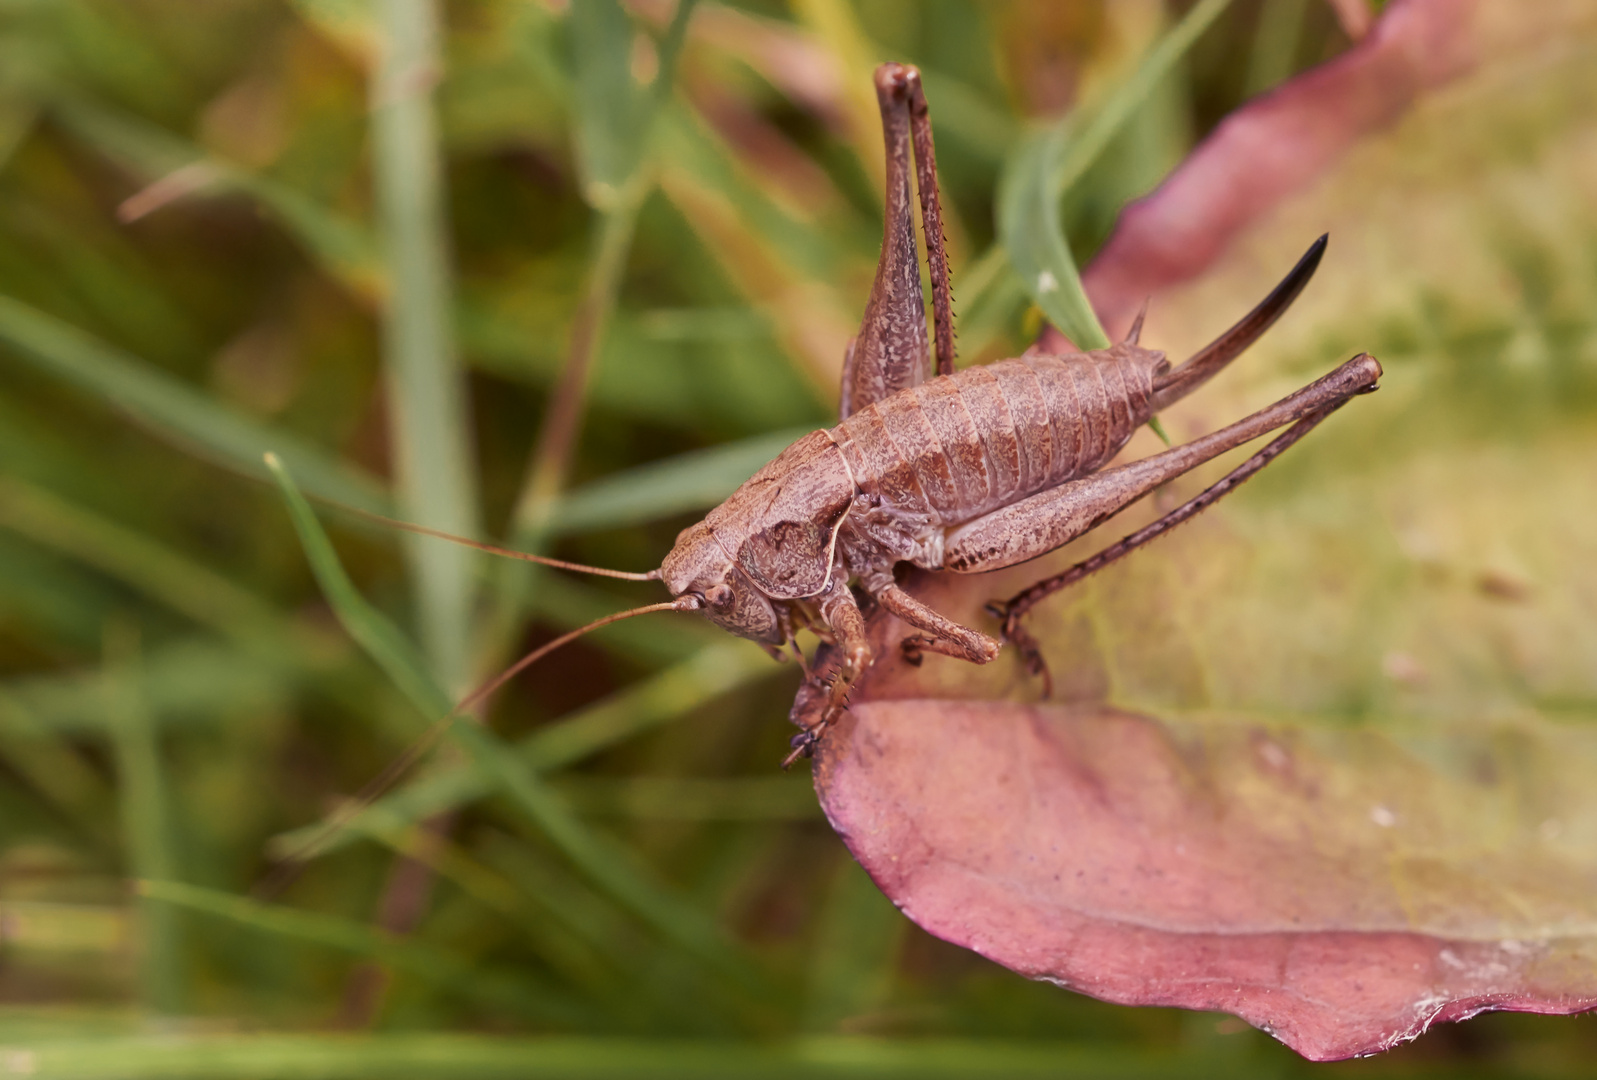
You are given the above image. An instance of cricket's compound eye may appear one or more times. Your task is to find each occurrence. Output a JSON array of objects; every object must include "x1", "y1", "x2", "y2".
[{"x1": 705, "y1": 583, "x2": 735, "y2": 608}]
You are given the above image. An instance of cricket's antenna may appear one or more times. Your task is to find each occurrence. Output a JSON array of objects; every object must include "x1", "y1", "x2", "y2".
[
  {"x1": 455, "y1": 595, "x2": 702, "y2": 718},
  {"x1": 330, "y1": 503, "x2": 661, "y2": 582},
  {"x1": 256, "y1": 594, "x2": 703, "y2": 898}
]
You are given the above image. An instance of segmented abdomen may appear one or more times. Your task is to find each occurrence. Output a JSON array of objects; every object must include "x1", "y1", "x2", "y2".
[{"x1": 830, "y1": 349, "x2": 1158, "y2": 527}]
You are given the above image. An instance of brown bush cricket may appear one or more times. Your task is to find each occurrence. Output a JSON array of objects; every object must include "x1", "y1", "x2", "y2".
[{"x1": 334, "y1": 63, "x2": 1380, "y2": 777}]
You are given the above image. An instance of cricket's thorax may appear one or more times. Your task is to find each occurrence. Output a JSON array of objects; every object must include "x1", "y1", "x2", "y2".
[
  {"x1": 704, "y1": 430, "x2": 857, "y2": 598},
  {"x1": 829, "y1": 344, "x2": 1167, "y2": 569},
  {"x1": 661, "y1": 431, "x2": 858, "y2": 643}
]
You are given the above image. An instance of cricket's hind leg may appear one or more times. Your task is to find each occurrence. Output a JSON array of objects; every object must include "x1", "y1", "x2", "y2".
[
  {"x1": 961, "y1": 354, "x2": 1382, "y2": 694},
  {"x1": 840, "y1": 63, "x2": 957, "y2": 419},
  {"x1": 989, "y1": 402, "x2": 1347, "y2": 696}
]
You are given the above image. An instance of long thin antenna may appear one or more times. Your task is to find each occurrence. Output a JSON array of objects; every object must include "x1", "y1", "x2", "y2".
[
  {"x1": 456, "y1": 597, "x2": 698, "y2": 717},
  {"x1": 318, "y1": 502, "x2": 661, "y2": 581},
  {"x1": 256, "y1": 594, "x2": 702, "y2": 897}
]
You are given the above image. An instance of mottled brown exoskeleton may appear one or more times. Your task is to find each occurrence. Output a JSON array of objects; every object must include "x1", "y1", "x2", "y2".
[{"x1": 658, "y1": 63, "x2": 1380, "y2": 763}]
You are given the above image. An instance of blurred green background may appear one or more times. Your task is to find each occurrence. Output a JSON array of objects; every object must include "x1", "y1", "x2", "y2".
[{"x1": 0, "y1": 0, "x2": 1590, "y2": 1075}]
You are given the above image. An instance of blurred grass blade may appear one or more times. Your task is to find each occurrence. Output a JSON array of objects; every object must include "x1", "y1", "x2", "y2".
[
  {"x1": 512, "y1": 0, "x2": 700, "y2": 541},
  {"x1": 558, "y1": 776, "x2": 821, "y2": 821},
  {"x1": 547, "y1": 427, "x2": 812, "y2": 536},
  {"x1": 790, "y1": 0, "x2": 886, "y2": 189},
  {"x1": 268, "y1": 641, "x2": 777, "y2": 860},
  {"x1": 0, "y1": 687, "x2": 112, "y2": 836},
  {"x1": 572, "y1": 0, "x2": 697, "y2": 205},
  {"x1": 571, "y1": 0, "x2": 644, "y2": 206},
  {"x1": 999, "y1": 0, "x2": 1232, "y2": 348},
  {"x1": 287, "y1": 0, "x2": 380, "y2": 62},
  {"x1": 0, "y1": 901, "x2": 125, "y2": 955},
  {"x1": 7, "y1": 638, "x2": 299, "y2": 736},
  {"x1": 998, "y1": 125, "x2": 1107, "y2": 349},
  {"x1": 50, "y1": 96, "x2": 382, "y2": 297},
  {"x1": 103, "y1": 624, "x2": 183, "y2": 1015},
  {"x1": 267, "y1": 455, "x2": 760, "y2": 983},
  {"x1": 1246, "y1": 0, "x2": 1311, "y2": 94},
  {"x1": 0, "y1": 475, "x2": 305, "y2": 652},
  {"x1": 955, "y1": 245, "x2": 1029, "y2": 360},
  {"x1": 1, "y1": 1031, "x2": 1245, "y2": 1078},
  {"x1": 372, "y1": 0, "x2": 481, "y2": 691},
  {"x1": 138, "y1": 880, "x2": 580, "y2": 1021},
  {"x1": 0, "y1": 296, "x2": 388, "y2": 514},
  {"x1": 803, "y1": 861, "x2": 904, "y2": 1031},
  {"x1": 267, "y1": 455, "x2": 446, "y2": 718},
  {"x1": 0, "y1": 97, "x2": 37, "y2": 173},
  {"x1": 350, "y1": 808, "x2": 627, "y2": 999}
]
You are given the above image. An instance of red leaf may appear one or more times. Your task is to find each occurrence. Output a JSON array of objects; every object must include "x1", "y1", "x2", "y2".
[{"x1": 813, "y1": 701, "x2": 1597, "y2": 1061}]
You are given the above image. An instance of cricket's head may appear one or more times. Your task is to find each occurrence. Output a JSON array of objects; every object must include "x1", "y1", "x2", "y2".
[{"x1": 661, "y1": 520, "x2": 784, "y2": 645}]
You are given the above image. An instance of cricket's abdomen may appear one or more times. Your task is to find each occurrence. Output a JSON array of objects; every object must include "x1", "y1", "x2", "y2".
[{"x1": 830, "y1": 346, "x2": 1162, "y2": 532}]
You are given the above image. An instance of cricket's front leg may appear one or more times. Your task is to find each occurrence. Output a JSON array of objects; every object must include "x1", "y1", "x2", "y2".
[{"x1": 783, "y1": 580, "x2": 872, "y2": 767}]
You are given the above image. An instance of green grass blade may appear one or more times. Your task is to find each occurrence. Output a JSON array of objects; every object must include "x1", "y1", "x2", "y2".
[
  {"x1": 0, "y1": 96, "x2": 35, "y2": 172},
  {"x1": 490, "y1": 0, "x2": 704, "y2": 704},
  {"x1": 0, "y1": 475, "x2": 306, "y2": 652},
  {"x1": 103, "y1": 626, "x2": 184, "y2": 1015},
  {"x1": 998, "y1": 124, "x2": 1108, "y2": 349},
  {"x1": 999, "y1": 0, "x2": 1233, "y2": 349},
  {"x1": 350, "y1": 811, "x2": 630, "y2": 1001},
  {"x1": 0, "y1": 688, "x2": 113, "y2": 839},
  {"x1": 267, "y1": 455, "x2": 760, "y2": 984},
  {"x1": 571, "y1": 0, "x2": 645, "y2": 206},
  {"x1": 1245, "y1": 0, "x2": 1311, "y2": 95},
  {"x1": 0, "y1": 1031, "x2": 1259, "y2": 1078},
  {"x1": 138, "y1": 881, "x2": 580, "y2": 1022},
  {"x1": 1051, "y1": 0, "x2": 1233, "y2": 214},
  {"x1": 49, "y1": 95, "x2": 383, "y2": 297},
  {"x1": 557, "y1": 776, "x2": 821, "y2": 821},
  {"x1": 511, "y1": 0, "x2": 700, "y2": 540},
  {"x1": 267, "y1": 641, "x2": 777, "y2": 859},
  {"x1": 0, "y1": 296, "x2": 388, "y2": 514},
  {"x1": 6, "y1": 639, "x2": 301, "y2": 737},
  {"x1": 267, "y1": 454, "x2": 447, "y2": 719},
  {"x1": 803, "y1": 862, "x2": 904, "y2": 1031},
  {"x1": 372, "y1": 0, "x2": 482, "y2": 693},
  {"x1": 446, "y1": 719, "x2": 759, "y2": 984}
]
